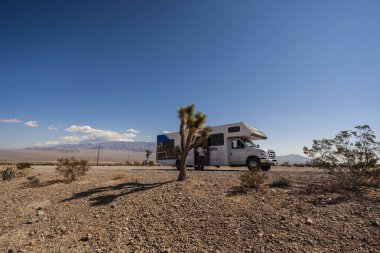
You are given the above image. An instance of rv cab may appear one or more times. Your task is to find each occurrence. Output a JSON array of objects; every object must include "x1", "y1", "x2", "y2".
[{"x1": 228, "y1": 137, "x2": 273, "y2": 170}]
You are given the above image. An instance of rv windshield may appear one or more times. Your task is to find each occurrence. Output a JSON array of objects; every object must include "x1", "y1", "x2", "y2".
[{"x1": 241, "y1": 138, "x2": 258, "y2": 148}]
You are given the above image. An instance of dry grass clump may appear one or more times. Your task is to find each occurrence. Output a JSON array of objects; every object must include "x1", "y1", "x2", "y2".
[
  {"x1": 113, "y1": 173, "x2": 128, "y2": 180},
  {"x1": 25, "y1": 175, "x2": 41, "y2": 187},
  {"x1": 16, "y1": 167, "x2": 35, "y2": 178},
  {"x1": 270, "y1": 177, "x2": 292, "y2": 188},
  {"x1": 240, "y1": 170, "x2": 269, "y2": 189}
]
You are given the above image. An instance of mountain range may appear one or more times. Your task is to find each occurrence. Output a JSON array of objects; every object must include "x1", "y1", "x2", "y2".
[
  {"x1": 26, "y1": 141, "x2": 156, "y2": 152},
  {"x1": 25, "y1": 141, "x2": 310, "y2": 164}
]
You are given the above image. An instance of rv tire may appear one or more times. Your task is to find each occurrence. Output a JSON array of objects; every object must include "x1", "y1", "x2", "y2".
[
  {"x1": 175, "y1": 160, "x2": 181, "y2": 170},
  {"x1": 247, "y1": 157, "x2": 261, "y2": 171}
]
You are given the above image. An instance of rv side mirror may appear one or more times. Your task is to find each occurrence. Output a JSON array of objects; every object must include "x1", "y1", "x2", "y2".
[{"x1": 257, "y1": 144, "x2": 260, "y2": 148}]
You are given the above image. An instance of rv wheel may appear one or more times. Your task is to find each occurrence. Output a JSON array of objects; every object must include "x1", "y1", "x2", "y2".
[
  {"x1": 175, "y1": 160, "x2": 181, "y2": 170},
  {"x1": 247, "y1": 158, "x2": 261, "y2": 171}
]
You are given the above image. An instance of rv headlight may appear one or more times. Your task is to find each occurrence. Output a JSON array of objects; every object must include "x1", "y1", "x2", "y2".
[{"x1": 261, "y1": 150, "x2": 267, "y2": 157}]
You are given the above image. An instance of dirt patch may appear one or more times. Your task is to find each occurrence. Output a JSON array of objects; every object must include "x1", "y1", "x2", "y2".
[{"x1": 1, "y1": 166, "x2": 379, "y2": 252}]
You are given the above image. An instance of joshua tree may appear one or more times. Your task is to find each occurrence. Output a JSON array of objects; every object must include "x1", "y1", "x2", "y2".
[
  {"x1": 177, "y1": 104, "x2": 211, "y2": 181},
  {"x1": 145, "y1": 149, "x2": 153, "y2": 165}
]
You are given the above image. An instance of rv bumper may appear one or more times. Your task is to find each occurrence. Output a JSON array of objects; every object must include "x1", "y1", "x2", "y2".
[{"x1": 260, "y1": 158, "x2": 274, "y2": 165}]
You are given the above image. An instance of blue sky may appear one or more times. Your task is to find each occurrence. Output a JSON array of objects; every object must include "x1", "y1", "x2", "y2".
[{"x1": 1, "y1": 0, "x2": 379, "y2": 155}]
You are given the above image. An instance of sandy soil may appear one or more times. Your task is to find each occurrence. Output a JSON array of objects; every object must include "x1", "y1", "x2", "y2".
[{"x1": 1, "y1": 166, "x2": 379, "y2": 253}]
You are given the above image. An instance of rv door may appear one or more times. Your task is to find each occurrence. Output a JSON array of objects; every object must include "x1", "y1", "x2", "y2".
[{"x1": 229, "y1": 138, "x2": 246, "y2": 166}]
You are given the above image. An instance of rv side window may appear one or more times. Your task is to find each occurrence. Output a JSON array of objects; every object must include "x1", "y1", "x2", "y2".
[
  {"x1": 209, "y1": 133, "x2": 224, "y2": 146},
  {"x1": 231, "y1": 139, "x2": 245, "y2": 149},
  {"x1": 228, "y1": 126, "x2": 240, "y2": 133},
  {"x1": 157, "y1": 139, "x2": 175, "y2": 160}
]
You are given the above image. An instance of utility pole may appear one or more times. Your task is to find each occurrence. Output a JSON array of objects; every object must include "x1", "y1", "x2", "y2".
[{"x1": 96, "y1": 144, "x2": 100, "y2": 166}]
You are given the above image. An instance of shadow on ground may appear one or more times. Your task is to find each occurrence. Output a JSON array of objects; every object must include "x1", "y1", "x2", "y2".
[
  {"x1": 61, "y1": 180, "x2": 174, "y2": 206},
  {"x1": 22, "y1": 179, "x2": 67, "y2": 189}
]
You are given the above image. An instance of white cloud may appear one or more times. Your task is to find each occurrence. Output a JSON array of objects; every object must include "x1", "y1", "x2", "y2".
[
  {"x1": 47, "y1": 124, "x2": 61, "y2": 130},
  {"x1": 162, "y1": 130, "x2": 171, "y2": 134},
  {"x1": 46, "y1": 125, "x2": 138, "y2": 145},
  {"x1": 0, "y1": 118, "x2": 22, "y2": 123},
  {"x1": 126, "y1": 128, "x2": 141, "y2": 134},
  {"x1": 24, "y1": 121, "x2": 38, "y2": 127}
]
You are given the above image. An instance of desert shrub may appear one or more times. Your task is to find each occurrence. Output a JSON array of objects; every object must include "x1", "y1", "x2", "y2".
[
  {"x1": 56, "y1": 157, "x2": 91, "y2": 182},
  {"x1": 293, "y1": 163, "x2": 305, "y2": 167},
  {"x1": 25, "y1": 175, "x2": 41, "y2": 187},
  {"x1": 240, "y1": 170, "x2": 268, "y2": 189},
  {"x1": 270, "y1": 177, "x2": 292, "y2": 188},
  {"x1": 16, "y1": 162, "x2": 32, "y2": 170},
  {"x1": 148, "y1": 161, "x2": 154, "y2": 166},
  {"x1": 304, "y1": 125, "x2": 380, "y2": 194},
  {"x1": 281, "y1": 162, "x2": 291, "y2": 167}
]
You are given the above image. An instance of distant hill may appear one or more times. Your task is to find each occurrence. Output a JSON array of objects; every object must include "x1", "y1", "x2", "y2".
[
  {"x1": 26, "y1": 141, "x2": 156, "y2": 152},
  {"x1": 276, "y1": 154, "x2": 311, "y2": 165}
]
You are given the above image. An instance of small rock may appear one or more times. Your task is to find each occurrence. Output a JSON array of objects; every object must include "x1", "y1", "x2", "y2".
[
  {"x1": 258, "y1": 232, "x2": 264, "y2": 237},
  {"x1": 372, "y1": 220, "x2": 380, "y2": 227},
  {"x1": 26, "y1": 217, "x2": 39, "y2": 224},
  {"x1": 36, "y1": 210, "x2": 45, "y2": 216},
  {"x1": 81, "y1": 233, "x2": 93, "y2": 241},
  {"x1": 305, "y1": 218, "x2": 314, "y2": 225},
  {"x1": 59, "y1": 226, "x2": 67, "y2": 233}
]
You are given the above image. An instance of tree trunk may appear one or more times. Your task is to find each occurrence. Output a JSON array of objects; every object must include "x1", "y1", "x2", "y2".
[{"x1": 177, "y1": 153, "x2": 188, "y2": 181}]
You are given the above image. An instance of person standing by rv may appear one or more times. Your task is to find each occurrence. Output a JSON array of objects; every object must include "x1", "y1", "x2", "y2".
[{"x1": 196, "y1": 145, "x2": 206, "y2": 170}]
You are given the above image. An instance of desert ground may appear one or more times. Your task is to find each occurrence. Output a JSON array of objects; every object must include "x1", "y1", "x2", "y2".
[{"x1": 1, "y1": 165, "x2": 379, "y2": 253}]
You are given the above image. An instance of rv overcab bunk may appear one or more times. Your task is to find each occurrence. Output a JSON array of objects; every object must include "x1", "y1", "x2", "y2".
[{"x1": 156, "y1": 122, "x2": 276, "y2": 171}]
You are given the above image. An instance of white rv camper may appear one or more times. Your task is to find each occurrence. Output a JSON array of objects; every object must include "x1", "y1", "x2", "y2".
[{"x1": 156, "y1": 122, "x2": 276, "y2": 171}]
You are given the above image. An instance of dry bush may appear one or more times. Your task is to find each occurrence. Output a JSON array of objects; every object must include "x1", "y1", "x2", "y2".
[
  {"x1": 270, "y1": 177, "x2": 292, "y2": 188},
  {"x1": 148, "y1": 161, "x2": 154, "y2": 166},
  {"x1": 25, "y1": 175, "x2": 41, "y2": 187},
  {"x1": 281, "y1": 162, "x2": 291, "y2": 167},
  {"x1": 304, "y1": 125, "x2": 380, "y2": 194},
  {"x1": 240, "y1": 170, "x2": 268, "y2": 189},
  {"x1": 293, "y1": 163, "x2": 305, "y2": 167},
  {"x1": 16, "y1": 162, "x2": 32, "y2": 170},
  {"x1": 56, "y1": 157, "x2": 91, "y2": 182}
]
